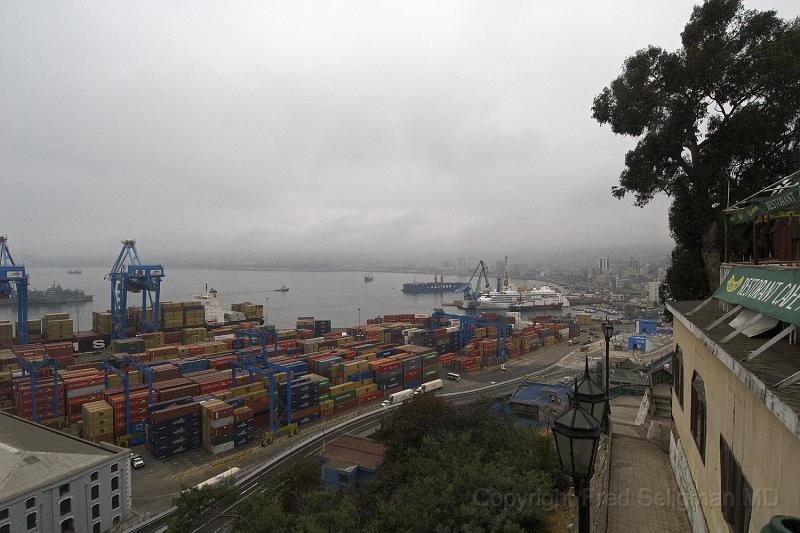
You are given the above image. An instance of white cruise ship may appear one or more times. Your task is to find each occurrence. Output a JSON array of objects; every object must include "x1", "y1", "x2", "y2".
[{"x1": 473, "y1": 284, "x2": 570, "y2": 310}]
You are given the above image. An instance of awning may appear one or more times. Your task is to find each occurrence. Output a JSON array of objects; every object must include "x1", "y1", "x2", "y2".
[
  {"x1": 714, "y1": 265, "x2": 800, "y2": 326},
  {"x1": 725, "y1": 170, "x2": 800, "y2": 225}
]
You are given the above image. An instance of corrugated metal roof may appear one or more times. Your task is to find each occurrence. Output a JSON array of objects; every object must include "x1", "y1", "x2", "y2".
[
  {"x1": 510, "y1": 382, "x2": 570, "y2": 405},
  {"x1": 320, "y1": 435, "x2": 385, "y2": 471}
]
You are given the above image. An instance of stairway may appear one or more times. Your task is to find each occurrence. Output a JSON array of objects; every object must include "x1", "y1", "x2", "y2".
[{"x1": 650, "y1": 383, "x2": 672, "y2": 419}]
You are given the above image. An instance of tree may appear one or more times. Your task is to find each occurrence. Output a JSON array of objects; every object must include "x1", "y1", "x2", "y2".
[
  {"x1": 168, "y1": 482, "x2": 239, "y2": 533},
  {"x1": 593, "y1": 0, "x2": 800, "y2": 296}
]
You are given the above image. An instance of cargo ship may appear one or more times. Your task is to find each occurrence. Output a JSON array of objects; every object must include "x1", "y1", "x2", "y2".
[
  {"x1": 192, "y1": 288, "x2": 264, "y2": 326},
  {"x1": 66, "y1": 268, "x2": 82, "y2": 274},
  {"x1": 402, "y1": 275, "x2": 467, "y2": 294},
  {"x1": 0, "y1": 283, "x2": 93, "y2": 307}
]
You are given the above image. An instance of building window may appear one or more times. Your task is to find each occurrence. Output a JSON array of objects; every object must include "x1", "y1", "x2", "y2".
[
  {"x1": 338, "y1": 473, "x2": 349, "y2": 483},
  {"x1": 59, "y1": 483, "x2": 70, "y2": 496},
  {"x1": 60, "y1": 498, "x2": 71, "y2": 516},
  {"x1": 91, "y1": 484, "x2": 99, "y2": 500},
  {"x1": 0, "y1": 508, "x2": 7, "y2": 520},
  {"x1": 91, "y1": 471, "x2": 98, "y2": 481},
  {"x1": 112, "y1": 494, "x2": 119, "y2": 510},
  {"x1": 25, "y1": 498, "x2": 35, "y2": 509},
  {"x1": 111, "y1": 463, "x2": 118, "y2": 473},
  {"x1": 1, "y1": 524, "x2": 9, "y2": 533},
  {"x1": 111, "y1": 475, "x2": 119, "y2": 491},
  {"x1": 672, "y1": 346, "x2": 683, "y2": 408},
  {"x1": 26, "y1": 512, "x2": 36, "y2": 530},
  {"x1": 113, "y1": 515, "x2": 120, "y2": 525},
  {"x1": 60, "y1": 518, "x2": 74, "y2": 532},
  {"x1": 92, "y1": 522, "x2": 101, "y2": 533},
  {"x1": 720, "y1": 437, "x2": 752, "y2": 533},
  {"x1": 690, "y1": 372, "x2": 707, "y2": 461},
  {"x1": 92, "y1": 504, "x2": 100, "y2": 519}
]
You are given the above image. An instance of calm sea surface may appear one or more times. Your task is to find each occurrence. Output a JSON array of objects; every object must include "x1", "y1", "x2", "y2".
[{"x1": 0, "y1": 268, "x2": 569, "y2": 331}]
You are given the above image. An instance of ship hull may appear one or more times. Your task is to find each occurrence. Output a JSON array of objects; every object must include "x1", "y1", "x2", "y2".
[{"x1": 402, "y1": 282, "x2": 467, "y2": 294}]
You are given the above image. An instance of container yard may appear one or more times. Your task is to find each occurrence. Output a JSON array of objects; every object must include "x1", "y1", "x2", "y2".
[{"x1": 0, "y1": 305, "x2": 581, "y2": 465}]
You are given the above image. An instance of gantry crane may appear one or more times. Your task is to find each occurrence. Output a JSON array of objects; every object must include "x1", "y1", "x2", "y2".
[
  {"x1": 431, "y1": 308, "x2": 510, "y2": 363},
  {"x1": 17, "y1": 355, "x2": 60, "y2": 422},
  {"x1": 462, "y1": 260, "x2": 491, "y2": 309},
  {"x1": 106, "y1": 240, "x2": 165, "y2": 339},
  {"x1": 0, "y1": 236, "x2": 29, "y2": 344}
]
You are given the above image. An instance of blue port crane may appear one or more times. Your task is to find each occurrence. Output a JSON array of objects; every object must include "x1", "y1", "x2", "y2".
[
  {"x1": 431, "y1": 308, "x2": 510, "y2": 363},
  {"x1": 462, "y1": 260, "x2": 491, "y2": 309},
  {"x1": 106, "y1": 240, "x2": 165, "y2": 339},
  {"x1": 232, "y1": 335, "x2": 297, "y2": 431},
  {"x1": 16, "y1": 355, "x2": 60, "y2": 422},
  {"x1": 0, "y1": 236, "x2": 29, "y2": 344},
  {"x1": 234, "y1": 326, "x2": 279, "y2": 354},
  {"x1": 101, "y1": 355, "x2": 162, "y2": 435}
]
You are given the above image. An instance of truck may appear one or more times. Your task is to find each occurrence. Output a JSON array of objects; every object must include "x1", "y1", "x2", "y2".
[
  {"x1": 387, "y1": 389, "x2": 415, "y2": 405},
  {"x1": 415, "y1": 379, "x2": 443, "y2": 395}
]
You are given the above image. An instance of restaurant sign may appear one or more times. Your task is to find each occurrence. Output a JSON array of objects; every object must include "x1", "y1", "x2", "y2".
[
  {"x1": 726, "y1": 185, "x2": 800, "y2": 224},
  {"x1": 714, "y1": 266, "x2": 800, "y2": 326}
]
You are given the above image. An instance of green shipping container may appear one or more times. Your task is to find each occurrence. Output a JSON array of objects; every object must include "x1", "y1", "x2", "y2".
[{"x1": 332, "y1": 390, "x2": 357, "y2": 403}]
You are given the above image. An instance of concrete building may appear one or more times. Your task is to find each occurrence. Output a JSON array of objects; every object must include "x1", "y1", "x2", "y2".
[
  {"x1": 598, "y1": 257, "x2": 610, "y2": 272},
  {"x1": 667, "y1": 265, "x2": 800, "y2": 533},
  {"x1": 319, "y1": 436, "x2": 385, "y2": 494},
  {"x1": 0, "y1": 413, "x2": 132, "y2": 533}
]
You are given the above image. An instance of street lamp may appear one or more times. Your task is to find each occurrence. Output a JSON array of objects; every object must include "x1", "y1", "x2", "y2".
[
  {"x1": 357, "y1": 307, "x2": 361, "y2": 326},
  {"x1": 264, "y1": 297, "x2": 269, "y2": 326},
  {"x1": 574, "y1": 355, "x2": 608, "y2": 423},
  {"x1": 602, "y1": 318, "x2": 614, "y2": 429},
  {"x1": 552, "y1": 381, "x2": 603, "y2": 533}
]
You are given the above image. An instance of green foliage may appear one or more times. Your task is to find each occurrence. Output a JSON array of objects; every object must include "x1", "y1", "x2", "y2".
[
  {"x1": 167, "y1": 482, "x2": 239, "y2": 533},
  {"x1": 233, "y1": 397, "x2": 562, "y2": 532},
  {"x1": 593, "y1": 0, "x2": 800, "y2": 295}
]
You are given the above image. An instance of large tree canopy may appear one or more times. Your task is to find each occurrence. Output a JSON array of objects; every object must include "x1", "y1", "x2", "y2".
[{"x1": 593, "y1": 0, "x2": 800, "y2": 298}]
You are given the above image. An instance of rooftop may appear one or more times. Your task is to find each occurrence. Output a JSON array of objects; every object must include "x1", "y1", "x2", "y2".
[
  {"x1": 668, "y1": 300, "x2": 800, "y2": 438},
  {"x1": 320, "y1": 435, "x2": 385, "y2": 472},
  {"x1": 0, "y1": 412, "x2": 126, "y2": 503},
  {"x1": 510, "y1": 382, "x2": 570, "y2": 405}
]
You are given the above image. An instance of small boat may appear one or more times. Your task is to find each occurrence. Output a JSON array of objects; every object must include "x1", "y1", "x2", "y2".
[
  {"x1": 364, "y1": 273, "x2": 374, "y2": 282},
  {"x1": 273, "y1": 285, "x2": 289, "y2": 292},
  {"x1": 67, "y1": 268, "x2": 82, "y2": 275}
]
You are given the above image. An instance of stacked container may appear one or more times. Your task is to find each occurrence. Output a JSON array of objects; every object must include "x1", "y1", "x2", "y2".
[
  {"x1": 41, "y1": 313, "x2": 73, "y2": 341},
  {"x1": 82, "y1": 400, "x2": 114, "y2": 443},
  {"x1": 233, "y1": 406, "x2": 254, "y2": 445},
  {"x1": 92, "y1": 312, "x2": 112, "y2": 335},
  {"x1": 201, "y1": 399, "x2": 234, "y2": 455},
  {"x1": 148, "y1": 401, "x2": 202, "y2": 459},
  {"x1": 63, "y1": 369, "x2": 106, "y2": 425},
  {"x1": 160, "y1": 302, "x2": 184, "y2": 330},
  {"x1": 183, "y1": 302, "x2": 206, "y2": 327}
]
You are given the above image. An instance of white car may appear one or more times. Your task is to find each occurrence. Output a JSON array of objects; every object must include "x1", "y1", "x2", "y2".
[
  {"x1": 131, "y1": 454, "x2": 145, "y2": 469},
  {"x1": 380, "y1": 400, "x2": 390, "y2": 408}
]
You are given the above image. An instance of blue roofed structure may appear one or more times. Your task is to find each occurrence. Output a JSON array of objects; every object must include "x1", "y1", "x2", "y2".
[{"x1": 509, "y1": 382, "x2": 571, "y2": 423}]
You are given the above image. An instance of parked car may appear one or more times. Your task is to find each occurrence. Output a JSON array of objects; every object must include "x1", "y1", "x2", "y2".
[{"x1": 131, "y1": 454, "x2": 145, "y2": 469}]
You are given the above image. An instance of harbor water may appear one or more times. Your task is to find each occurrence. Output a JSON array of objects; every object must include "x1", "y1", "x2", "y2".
[{"x1": 0, "y1": 268, "x2": 570, "y2": 330}]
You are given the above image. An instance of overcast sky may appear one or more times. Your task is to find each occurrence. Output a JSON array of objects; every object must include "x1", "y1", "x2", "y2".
[{"x1": 2, "y1": 1, "x2": 798, "y2": 264}]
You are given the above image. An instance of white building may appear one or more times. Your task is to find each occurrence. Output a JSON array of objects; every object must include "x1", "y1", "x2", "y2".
[
  {"x1": 0, "y1": 413, "x2": 132, "y2": 533},
  {"x1": 646, "y1": 281, "x2": 660, "y2": 304},
  {"x1": 598, "y1": 257, "x2": 610, "y2": 271}
]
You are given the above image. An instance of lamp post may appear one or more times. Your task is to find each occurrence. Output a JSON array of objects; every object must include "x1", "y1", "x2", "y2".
[
  {"x1": 552, "y1": 378, "x2": 604, "y2": 533},
  {"x1": 602, "y1": 318, "x2": 614, "y2": 430},
  {"x1": 357, "y1": 307, "x2": 361, "y2": 326},
  {"x1": 264, "y1": 297, "x2": 269, "y2": 326}
]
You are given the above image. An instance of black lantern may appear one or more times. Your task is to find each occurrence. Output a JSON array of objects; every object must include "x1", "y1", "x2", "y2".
[
  {"x1": 602, "y1": 319, "x2": 614, "y2": 342},
  {"x1": 553, "y1": 387, "x2": 602, "y2": 478},
  {"x1": 574, "y1": 356, "x2": 607, "y2": 423},
  {"x1": 552, "y1": 385, "x2": 602, "y2": 533}
]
